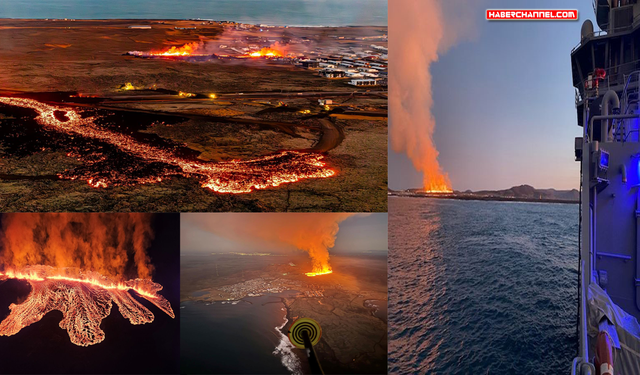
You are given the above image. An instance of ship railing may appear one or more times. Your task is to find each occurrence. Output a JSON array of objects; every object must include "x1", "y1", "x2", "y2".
[
  {"x1": 572, "y1": 30, "x2": 608, "y2": 54},
  {"x1": 581, "y1": 64, "x2": 640, "y2": 131},
  {"x1": 571, "y1": 259, "x2": 595, "y2": 375},
  {"x1": 572, "y1": 13, "x2": 640, "y2": 54},
  {"x1": 610, "y1": 71, "x2": 640, "y2": 142}
]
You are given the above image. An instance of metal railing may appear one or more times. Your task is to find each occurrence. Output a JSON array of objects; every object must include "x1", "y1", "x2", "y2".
[
  {"x1": 571, "y1": 260, "x2": 596, "y2": 375},
  {"x1": 612, "y1": 71, "x2": 640, "y2": 142},
  {"x1": 572, "y1": 9, "x2": 640, "y2": 54}
]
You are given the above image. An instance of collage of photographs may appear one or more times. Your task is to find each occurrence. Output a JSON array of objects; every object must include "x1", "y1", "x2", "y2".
[{"x1": 0, "y1": 0, "x2": 636, "y2": 374}]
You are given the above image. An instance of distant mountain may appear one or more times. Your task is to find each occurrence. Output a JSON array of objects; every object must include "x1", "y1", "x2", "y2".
[
  {"x1": 389, "y1": 184, "x2": 579, "y2": 203},
  {"x1": 463, "y1": 185, "x2": 579, "y2": 202}
]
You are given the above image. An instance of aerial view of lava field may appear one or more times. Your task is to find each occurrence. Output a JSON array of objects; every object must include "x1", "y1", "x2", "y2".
[{"x1": 0, "y1": 19, "x2": 388, "y2": 212}]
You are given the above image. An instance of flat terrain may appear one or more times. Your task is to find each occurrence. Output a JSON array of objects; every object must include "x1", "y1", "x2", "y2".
[
  {"x1": 181, "y1": 253, "x2": 388, "y2": 374},
  {"x1": 0, "y1": 19, "x2": 387, "y2": 212}
]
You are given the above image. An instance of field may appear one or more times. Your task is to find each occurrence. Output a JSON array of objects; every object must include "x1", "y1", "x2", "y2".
[{"x1": 0, "y1": 19, "x2": 387, "y2": 212}]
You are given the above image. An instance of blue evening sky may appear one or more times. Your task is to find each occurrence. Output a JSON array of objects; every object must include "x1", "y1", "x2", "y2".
[{"x1": 390, "y1": 0, "x2": 593, "y2": 191}]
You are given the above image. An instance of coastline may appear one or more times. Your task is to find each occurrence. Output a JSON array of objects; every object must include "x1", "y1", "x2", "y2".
[{"x1": 388, "y1": 193, "x2": 578, "y2": 205}]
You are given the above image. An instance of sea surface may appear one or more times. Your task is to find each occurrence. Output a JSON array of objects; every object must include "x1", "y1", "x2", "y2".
[
  {"x1": 0, "y1": 0, "x2": 387, "y2": 26},
  {"x1": 388, "y1": 197, "x2": 578, "y2": 374},
  {"x1": 180, "y1": 291, "x2": 306, "y2": 375}
]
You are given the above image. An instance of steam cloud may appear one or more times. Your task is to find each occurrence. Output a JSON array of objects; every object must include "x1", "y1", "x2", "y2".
[
  {"x1": 390, "y1": 0, "x2": 480, "y2": 191},
  {"x1": 0, "y1": 213, "x2": 155, "y2": 280},
  {"x1": 185, "y1": 213, "x2": 354, "y2": 272}
]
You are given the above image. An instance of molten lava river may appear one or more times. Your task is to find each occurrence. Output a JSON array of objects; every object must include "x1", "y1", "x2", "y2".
[
  {"x1": 0, "y1": 265, "x2": 173, "y2": 347},
  {"x1": 0, "y1": 97, "x2": 335, "y2": 193}
]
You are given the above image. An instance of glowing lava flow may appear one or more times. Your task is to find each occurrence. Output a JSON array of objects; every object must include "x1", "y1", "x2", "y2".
[
  {"x1": 248, "y1": 47, "x2": 284, "y2": 58},
  {"x1": 305, "y1": 263, "x2": 333, "y2": 277},
  {"x1": 149, "y1": 42, "x2": 203, "y2": 56},
  {"x1": 305, "y1": 269, "x2": 333, "y2": 277},
  {"x1": 423, "y1": 188, "x2": 453, "y2": 194},
  {"x1": 0, "y1": 97, "x2": 335, "y2": 193},
  {"x1": 0, "y1": 265, "x2": 174, "y2": 347}
]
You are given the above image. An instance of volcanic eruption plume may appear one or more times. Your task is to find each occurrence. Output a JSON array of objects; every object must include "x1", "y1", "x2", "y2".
[
  {"x1": 185, "y1": 213, "x2": 354, "y2": 276},
  {"x1": 0, "y1": 97, "x2": 335, "y2": 193},
  {"x1": 389, "y1": 0, "x2": 456, "y2": 193},
  {"x1": 0, "y1": 213, "x2": 174, "y2": 346}
]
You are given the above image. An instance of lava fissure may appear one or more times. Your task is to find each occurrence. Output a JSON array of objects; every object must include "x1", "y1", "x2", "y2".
[
  {"x1": 0, "y1": 97, "x2": 335, "y2": 193},
  {"x1": 128, "y1": 42, "x2": 286, "y2": 59},
  {"x1": 305, "y1": 269, "x2": 333, "y2": 277},
  {"x1": 0, "y1": 266, "x2": 174, "y2": 347}
]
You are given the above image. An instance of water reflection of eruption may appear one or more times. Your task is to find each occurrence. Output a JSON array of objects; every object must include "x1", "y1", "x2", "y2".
[
  {"x1": 0, "y1": 97, "x2": 335, "y2": 193},
  {"x1": 388, "y1": 202, "x2": 444, "y2": 371}
]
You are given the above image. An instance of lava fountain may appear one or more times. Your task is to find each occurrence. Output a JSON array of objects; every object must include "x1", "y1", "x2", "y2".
[
  {"x1": 389, "y1": 0, "x2": 454, "y2": 194},
  {"x1": 184, "y1": 213, "x2": 353, "y2": 276},
  {"x1": 423, "y1": 177, "x2": 454, "y2": 194},
  {"x1": 0, "y1": 213, "x2": 173, "y2": 347},
  {"x1": 0, "y1": 97, "x2": 335, "y2": 193}
]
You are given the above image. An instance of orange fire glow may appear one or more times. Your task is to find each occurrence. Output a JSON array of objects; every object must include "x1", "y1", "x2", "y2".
[
  {"x1": 0, "y1": 269, "x2": 161, "y2": 300},
  {"x1": 0, "y1": 97, "x2": 336, "y2": 193},
  {"x1": 305, "y1": 268, "x2": 333, "y2": 277},
  {"x1": 390, "y1": 0, "x2": 454, "y2": 195},
  {"x1": 423, "y1": 177, "x2": 453, "y2": 193},
  {"x1": 190, "y1": 214, "x2": 352, "y2": 280},
  {"x1": 150, "y1": 42, "x2": 203, "y2": 56},
  {"x1": 248, "y1": 47, "x2": 284, "y2": 58},
  {"x1": 0, "y1": 266, "x2": 174, "y2": 346},
  {"x1": 0, "y1": 213, "x2": 173, "y2": 347}
]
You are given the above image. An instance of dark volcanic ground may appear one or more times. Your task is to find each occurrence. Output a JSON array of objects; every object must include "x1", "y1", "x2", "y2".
[{"x1": 0, "y1": 20, "x2": 387, "y2": 212}]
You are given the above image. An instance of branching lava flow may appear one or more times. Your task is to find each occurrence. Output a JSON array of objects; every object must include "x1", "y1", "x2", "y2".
[{"x1": 0, "y1": 265, "x2": 174, "y2": 347}]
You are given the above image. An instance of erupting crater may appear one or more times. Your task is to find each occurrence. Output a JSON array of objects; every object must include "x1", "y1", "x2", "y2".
[
  {"x1": 247, "y1": 47, "x2": 284, "y2": 58},
  {"x1": 305, "y1": 263, "x2": 333, "y2": 277},
  {"x1": 423, "y1": 178, "x2": 453, "y2": 194},
  {"x1": 0, "y1": 97, "x2": 336, "y2": 193},
  {"x1": 0, "y1": 265, "x2": 174, "y2": 347},
  {"x1": 305, "y1": 270, "x2": 333, "y2": 277}
]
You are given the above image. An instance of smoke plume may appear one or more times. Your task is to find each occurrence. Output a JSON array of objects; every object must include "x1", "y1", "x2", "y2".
[
  {"x1": 186, "y1": 213, "x2": 354, "y2": 273},
  {"x1": 0, "y1": 213, "x2": 155, "y2": 280},
  {"x1": 390, "y1": 0, "x2": 479, "y2": 191}
]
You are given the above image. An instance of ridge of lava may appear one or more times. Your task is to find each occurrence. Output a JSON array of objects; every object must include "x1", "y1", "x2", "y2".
[{"x1": 0, "y1": 265, "x2": 174, "y2": 347}]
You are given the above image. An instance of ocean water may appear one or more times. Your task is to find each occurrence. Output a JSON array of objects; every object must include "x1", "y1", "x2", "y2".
[
  {"x1": 388, "y1": 197, "x2": 578, "y2": 374},
  {"x1": 0, "y1": 0, "x2": 387, "y2": 26},
  {"x1": 180, "y1": 292, "x2": 305, "y2": 375}
]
